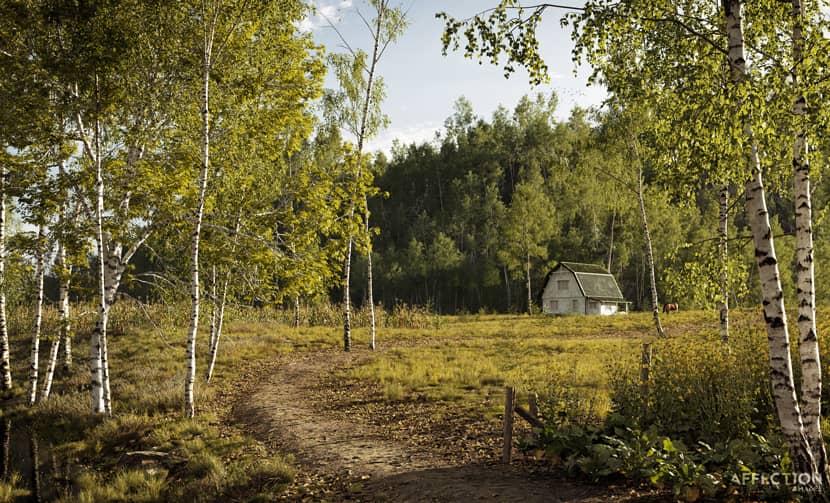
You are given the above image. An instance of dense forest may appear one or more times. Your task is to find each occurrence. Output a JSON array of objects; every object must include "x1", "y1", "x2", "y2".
[{"x1": 347, "y1": 94, "x2": 830, "y2": 314}]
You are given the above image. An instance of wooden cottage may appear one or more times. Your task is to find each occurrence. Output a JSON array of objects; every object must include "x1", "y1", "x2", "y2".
[{"x1": 540, "y1": 262, "x2": 629, "y2": 315}]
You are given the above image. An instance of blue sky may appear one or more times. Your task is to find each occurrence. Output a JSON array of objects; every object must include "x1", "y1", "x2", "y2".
[{"x1": 303, "y1": 1, "x2": 606, "y2": 154}]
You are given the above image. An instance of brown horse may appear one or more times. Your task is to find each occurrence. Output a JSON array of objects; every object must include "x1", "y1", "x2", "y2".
[{"x1": 663, "y1": 303, "x2": 679, "y2": 314}]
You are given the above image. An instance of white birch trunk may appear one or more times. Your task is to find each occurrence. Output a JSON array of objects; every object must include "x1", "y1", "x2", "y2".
[
  {"x1": 40, "y1": 338, "x2": 60, "y2": 401},
  {"x1": 791, "y1": 0, "x2": 826, "y2": 477},
  {"x1": 101, "y1": 247, "x2": 122, "y2": 415},
  {"x1": 58, "y1": 246, "x2": 72, "y2": 373},
  {"x1": 57, "y1": 160, "x2": 72, "y2": 372},
  {"x1": 365, "y1": 206, "x2": 376, "y2": 349},
  {"x1": 205, "y1": 273, "x2": 229, "y2": 383},
  {"x1": 343, "y1": 238, "x2": 353, "y2": 352},
  {"x1": 525, "y1": 252, "x2": 532, "y2": 315},
  {"x1": 607, "y1": 210, "x2": 615, "y2": 272},
  {"x1": 206, "y1": 217, "x2": 240, "y2": 382},
  {"x1": 185, "y1": 55, "x2": 212, "y2": 417},
  {"x1": 27, "y1": 225, "x2": 46, "y2": 406},
  {"x1": 636, "y1": 166, "x2": 664, "y2": 338},
  {"x1": 89, "y1": 74, "x2": 107, "y2": 415},
  {"x1": 208, "y1": 264, "x2": 217, "y2": 353},
  {"x1": 343, "y1": 2, "x2": 386, "y2": 352},
  {"x1": 724, "y1": 0, "x2": 819, "y2": 486},
  {"x1": 294, "y1": 295, "x2": 301, "y2": 328},
  {"x1": 0, "y1": 168, "x2": 9, "y2": 392},
  {"x1": 718, "y1": 185, "x2": 729, "y2": 344}
]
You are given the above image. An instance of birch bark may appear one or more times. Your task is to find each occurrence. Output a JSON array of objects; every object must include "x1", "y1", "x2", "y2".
[
  {"x1": 0, "y1": 168, "x2": 9, "y2": 392},
  {"x1": 723, "y1": 0, "x2": 819, "y2": 486},
  {"x1": 525, "y1": 252, "x2": 532, "y2": 315},
  {"x1": 635, "y1": 153, "x2": 664, "y2": 338},
  {"x1": 206, "y1": 217, "x2": 239, "y2": 382},
  {"x1": 342, "y1": 2, "x2": 387, "y2": 352},
  {"x1": 185, "y1": 8, "x2": 218, "y2": 416},
  {"x1": 56, "y1": 210, "x2": 72, "y2": 372},
  {"x1": 366, "y1": 206, "x2": 376, "y2": 349},
  {"x1": 27, "y1": 225, "x2": 46, "y2": 406},
  {"x1": 40, "y1": 337, "x2": 60, "y2": 401},
  {"x1": 790, "y1": 0, "x2": 826, "y2": 478},
  {"x1": 55, "y1": 159, "x2": 73, "y2": 371},
  {"x1": 718, "y1": 185, "x2": 729, "y2": 344}
]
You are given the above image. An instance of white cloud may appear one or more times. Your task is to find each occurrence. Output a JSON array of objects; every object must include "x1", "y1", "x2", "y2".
[
  {"x1": 296, "y1": 0, "x2": 353, "y2": 33},
  {"x1": 364, "y1": 123, "x2": 443, "y2": 156}
]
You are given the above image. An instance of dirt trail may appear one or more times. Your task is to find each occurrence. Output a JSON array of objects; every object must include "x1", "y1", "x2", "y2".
[{"x1": 232, "y1": 344, "x2": 665, "y2": 502}]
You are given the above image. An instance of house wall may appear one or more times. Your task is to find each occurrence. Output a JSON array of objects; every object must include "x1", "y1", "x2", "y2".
[{"x1": 541, "y1": 270, "x2": 585, "y2": 314}]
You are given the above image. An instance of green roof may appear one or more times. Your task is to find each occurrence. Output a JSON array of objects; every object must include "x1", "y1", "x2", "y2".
[
  {"x1": 556, "y1": 262, "x2": 625, "y2": 301},
  {"x1": 558, "y1": 262, "x2": 611, "y2": 274}
]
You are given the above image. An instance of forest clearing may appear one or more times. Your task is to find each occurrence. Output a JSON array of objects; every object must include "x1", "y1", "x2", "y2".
[
  {"x1": 2, "y1": 304, "x2": 786, "y2": 501},
  {"x1": 4, "y1": 0, "x2": 830, "y2": 500}
]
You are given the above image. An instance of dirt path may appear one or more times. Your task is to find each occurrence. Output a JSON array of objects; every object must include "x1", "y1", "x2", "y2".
[{"x1": 231, "y1": 344, "x2": 667, "y2": 502}]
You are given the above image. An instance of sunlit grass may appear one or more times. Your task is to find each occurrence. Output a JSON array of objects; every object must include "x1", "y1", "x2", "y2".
[{"x1": 8, "y1": 300, "x2": 827, "y2": 500}]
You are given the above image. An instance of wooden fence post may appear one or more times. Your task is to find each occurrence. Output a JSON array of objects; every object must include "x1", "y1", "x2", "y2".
[
  {"x1": 529, "y1": 393, "x2": 538, "y2": 419},
  {"x1": 503, "y1": 386, "x2": 515, "y2": 464}
]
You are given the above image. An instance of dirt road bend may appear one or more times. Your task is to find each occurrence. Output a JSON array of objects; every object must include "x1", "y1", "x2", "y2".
[{"x1": 231, "y1": 345, "x2": 665, "y2": 502}]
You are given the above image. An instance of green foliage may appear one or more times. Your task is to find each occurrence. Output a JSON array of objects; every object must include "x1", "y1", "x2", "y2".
[
  {"x1": 437, "y1": 1, "x2": 557, "y2": 85},
  {"x1": 609, "y1": 330, "x2": 771, "y2": 445}
]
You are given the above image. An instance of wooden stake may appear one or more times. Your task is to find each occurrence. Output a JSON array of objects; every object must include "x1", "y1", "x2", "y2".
[
  {"x1": 503, "y1": 386, "x2": 515, "y2": 464},
  {"x1": 529, "y1": 392, "x2": 539, "y2": 419}
]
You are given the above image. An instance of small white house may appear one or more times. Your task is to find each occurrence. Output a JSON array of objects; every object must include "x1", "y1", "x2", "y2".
[{"x1": 540, "y1": 262, "x2": 629, "y2": 315}]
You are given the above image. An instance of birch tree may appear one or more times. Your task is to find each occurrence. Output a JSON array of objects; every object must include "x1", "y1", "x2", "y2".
[
  {"x1": 498, "y1": 167, "x2": 555, "y2": 315},
  {"x1": 789, "y1": 0, "x2": 826, "y2": 477},
  {"x1": 438, "y1": 0, "x2": 830, "y2": 487},
  {"x1": 325, "y1": 0, "x2": 407, "y2": 351},
  {"x1": 178, "y1": 0, "x2": 323, "y2": 414}
]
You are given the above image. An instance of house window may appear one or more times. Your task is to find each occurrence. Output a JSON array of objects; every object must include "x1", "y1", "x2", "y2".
[
  {"x1": 550, "y1": 300, "x2": 559, "y2": 311},
  {"x1": 557, "y1": 280, "x2": 569, "y2": 291},
  {"x1": 572, "y1": 299, "x2": 579, "y2": 311}
]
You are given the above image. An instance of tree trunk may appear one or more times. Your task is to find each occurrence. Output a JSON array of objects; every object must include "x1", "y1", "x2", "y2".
[
  {"x1": 294, "y1": 295, "x2": 301, "y2": 328},
  {"x1": 57, "y1": 160, "x2": 72, "y2": 372},
  {"x1": 718, "y1": 185, "x2": 729, "y2": 344},
  {"x1": 607, "y1": 210, "x2": 615, "y2": 271},
  {"x1": 791, "y1": 0, "x2": 826, "y2": 479},
  {"x1": 343, "y1": 1, "x2": 385, "y2": 352},
  {"x1": 40, "y1": 337, "x2": 60, "y2": 401},
  {"x1": 57, "y1": 242, "x2": 72, "y2": 373},
  {"x1": 0, "y1": 168, "x2": 9, "y2": 392},
  {"x1": 636, "y1": 166, "x2": 664, "y2": 338},
  {"x1": 503, "y1": 264, "x2": 511, "y2": 312},
  {"x1": 27, "y1": 225, "x2": 46, "y2": 406},
  {"x1": 208, "y1": 264, "x2": 217, "y2": 353},
  {"x1": 90, "y1": 74, "x2": 106, "y2": 415},
  {"x1": 366, "y1": 207, "x2": 377, "y2": 350},
  {"x1": 205, "y1": 272, "x2": 230, "y2": 383},
  {"x1": 723, "y1": 0, "x2": 820, "y2": 488},
  {"x1": 101, "y1": 247, "x2": 122, "y2": 415},
  {"x1": 0, "y1": 419, "x2": 8, "y2": 479},
  {"x1": 185, "y1": 60, "x2": 212, "y2": 418},
  {"x1": 343, "y1": 238, "x2": 353, "y2": 352},
  {"x1": 206, "y1": 217, "x2": 240, "y2": 382},
  {"x1": 525, "y1": 252, "x2": 532, "y2": 315}
]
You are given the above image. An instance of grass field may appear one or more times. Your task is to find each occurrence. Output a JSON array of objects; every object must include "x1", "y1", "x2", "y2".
[{"x1": 0, "y1": 302, "x2": 800, "y2": 501}]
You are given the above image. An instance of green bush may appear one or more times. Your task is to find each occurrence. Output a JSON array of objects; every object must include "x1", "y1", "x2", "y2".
[{"x1": 608, "y1": 330, "x2": 772, "y2": 445}]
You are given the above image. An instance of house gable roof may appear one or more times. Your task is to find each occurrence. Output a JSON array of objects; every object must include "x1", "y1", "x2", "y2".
[{"x1": 553, "y1": 262, "x2": 625, "y2": 302}]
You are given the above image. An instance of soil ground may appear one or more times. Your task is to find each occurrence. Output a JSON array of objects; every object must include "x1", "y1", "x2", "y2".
[{"x1": 230, "y1": 340, "x2": 670, "y2": 502}]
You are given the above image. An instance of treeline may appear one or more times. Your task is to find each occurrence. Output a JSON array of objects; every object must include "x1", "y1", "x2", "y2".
[{"x1": 354, "y1": 94, "x2": 830, "y2": 314}]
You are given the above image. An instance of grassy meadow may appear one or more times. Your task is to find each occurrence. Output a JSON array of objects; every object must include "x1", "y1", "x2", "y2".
[{"x1": 0, "y1": 301, "x2": 810, "y2": 501}]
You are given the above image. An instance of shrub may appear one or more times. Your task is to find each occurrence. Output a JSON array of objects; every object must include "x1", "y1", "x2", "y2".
[{"x1": 608, "y1": 330, "x2": 772, "y2": 445}]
